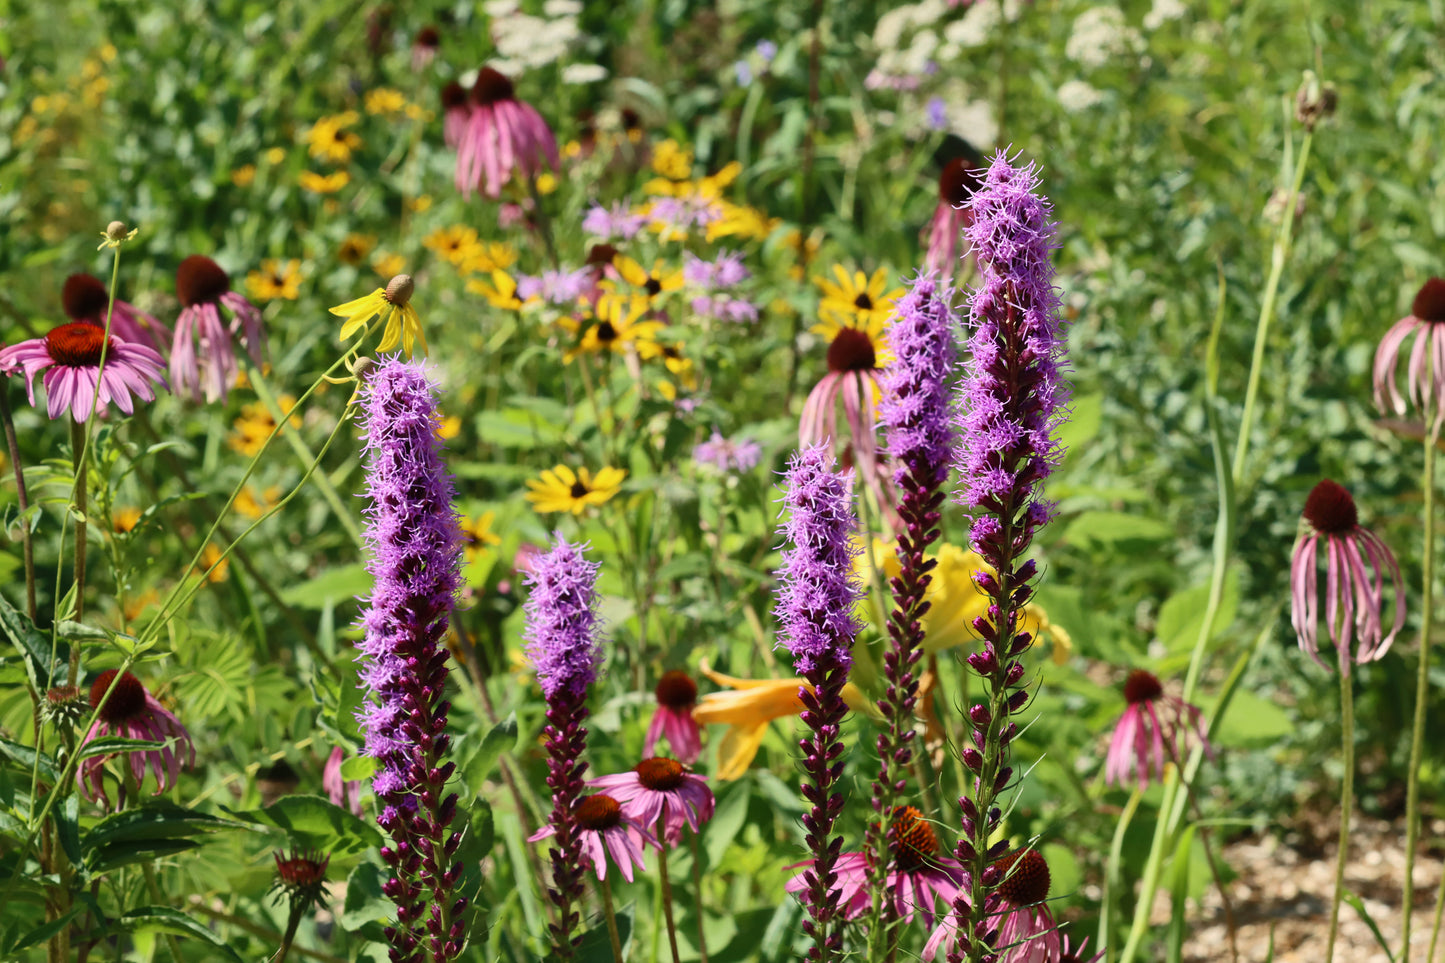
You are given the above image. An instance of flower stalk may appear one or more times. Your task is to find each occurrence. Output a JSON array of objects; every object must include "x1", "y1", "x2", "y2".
[
  {"x1": 1407, "y1": 416, "x2": 1440, "y2": 956},
  {"x1": 1325, "y1": 665, "x2": 1354, "y2": 962}
]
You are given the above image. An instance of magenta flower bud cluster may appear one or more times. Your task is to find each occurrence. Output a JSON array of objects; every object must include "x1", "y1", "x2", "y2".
[
  {"x1": 354, "y1": 357, "x2": 468, "y2": 962},
  {"x1": 524, "y1": 536, "x2": 604, "y2": 960},
  {"x1": 775, "y1": 444, "x2": 863, "y2": 962},
  {"x1": 944, "y1": 152, "x2": 1071, "y2": 963}
]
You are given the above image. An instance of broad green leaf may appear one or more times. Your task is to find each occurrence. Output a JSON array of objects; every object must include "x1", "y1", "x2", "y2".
[
  {"x1": 1157, "y1": 568, "x2": 1240, "y2": 655},
  {"x1": 0, "y1": 592, "x2": 68, "y2": 689},
  {"x1": 75, "y1": 736, "x2": 165, "y2": 762},
  {"x1": 224, "y1": 794, "x2": 382, "y2": 857},
  {"x1": 1206, "y1": 690, "x2": 1293, "y2": 747},
  {"x1": 339, "y1": 860, "x2": 392, "y2": 932},
  {"x1": 1061, "y1": 510, "x2": 1172, "y2": 547},
  {"x1": 0, "y1": 735, "x2": 57, "y2": 781},
  {"x1": 705, "y1": 779, "x2": 750, "y2": 867},
  {"x1": 87, "y1": 838, "x2": 202, "y2": 873},
  {"x1": 83, "y1": 802, "x2": 250, "y2": 853},
  {"x1": 461, "y1": 712, "x2": 518, "y2": 794},
  {"x1": 339, "y1": 754, "x2": 378, "y2": 782},
  {"x1": 116, "y1": 906, "x2": 243, "y2": 962},
  {"x1": 576, "y1": 900, "x2": 631, "y2": 963},
  {"x1": 280, "y1": 563, "x2": 371, "y2": 609},
  {"x1": 7, "y1": 904, "x2": 87, "y2": 953}
]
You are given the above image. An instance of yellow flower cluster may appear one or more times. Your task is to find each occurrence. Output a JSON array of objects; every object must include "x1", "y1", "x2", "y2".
[
  {"x1": 244, "y1": 259, "x2": 302, "y2": 302},
  {"x1": 423, "y1": 226, "x2": 517, "y2": 274}
]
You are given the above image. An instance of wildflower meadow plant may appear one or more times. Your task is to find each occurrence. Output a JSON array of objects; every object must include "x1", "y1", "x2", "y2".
[{"x1": 170, "y1": 255, "x2": 266, "y2": 403}]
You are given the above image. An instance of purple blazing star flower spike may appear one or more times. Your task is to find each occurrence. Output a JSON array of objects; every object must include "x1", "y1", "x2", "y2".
[
  {"x1": 354, "y1": 357, "x2": 468, "y2": 963},
  {"x1": 882, "y1": 275, "x2": 959, "y2": 486},
  {"x1": 776, "y1": 444, "x2": 862, "y2": 962},
  {"x1": 944, "y1": 151, "x2": 1071, "y2": 963},
  {"x1": 524, "y1": 535, "x2": 605, "y2": 960}
]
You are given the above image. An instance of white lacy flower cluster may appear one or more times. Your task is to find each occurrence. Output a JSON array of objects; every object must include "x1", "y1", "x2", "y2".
[
  {"x1": 484, "y1": 0, "x2": 603, "y2": 83},
  {"x1": 1064, "y1": 5, "x2": 1143, "y2": 69}
]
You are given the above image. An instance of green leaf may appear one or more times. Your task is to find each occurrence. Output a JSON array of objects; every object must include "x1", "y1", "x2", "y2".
[
  {"x1": 223, "y1": 794, "x2": 382, "y2": 857},
  {"x1": 340, "y1": 754, "x2": 379, "y2": 782},
  {"x1": 339, "y1": 860, "x2": 392, "y2": 932},
  {"x1": 55, "y1": 793, "x2": 82, "y2": 871},
  {"x1": 7, "y1": 904, "x2": 87, "y2": 953},
  {"x1": 1341, "y1": 890, "x2": 1396, "y2": 961},
  {"x1": 472, "y1": 407, "x2": 566, "y2": 449},
  {"x1": 115, "y1": 906, "x2": 244, "y2": 962},
  {"x1": 461, "y1": 712, "x2": 518, "y2": 794},
  {"x1": 1057, "y1": 391, "x2": 1104, "y2": 456},
  {"x1": 705, "y1": 779, "x2": 750, "y2": 867},
  {"x1": 83, "y1": 802, "x2": 250, "y2": 853},
  {"x1": 1206, "y1": 689, "x2": 1294, "y2": 747},
  {"x1": 1156, "y1": 568, "x2": 1240, "y2": 655},
  {"x1": 0, "y1": 592, "x2": 68, "y2": 689},
  {"x1": 74, "y1": 736, "x2": 165, "y2": 762},
  {"x1": 1061, "y1": 510, "x2": 1172, "y2": 547},
  {"x1": 0, "y1": 735, "x2": 57, "y2": 781},
  {"x1": 87, "y1": 838, "x2": 202, "y2": 873},
  {"x1": 576, "y1": 900, "x2": 631, "y2": 963},
  {"x1": 279, "y1": 564, "x2": 371, "y2": 610}
]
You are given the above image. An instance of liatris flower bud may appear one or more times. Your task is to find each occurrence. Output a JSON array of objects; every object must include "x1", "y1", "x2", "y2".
[
  {"x1": 775, "y1": 444, "x2": 863, "y2": 963},
  {"x1": 524, "y1": 535, "x2": 605, "y2": 960},
  {"x1": 945, "y1": 151, "x2": 1071, "y2": 963},
  {"x1": 354, "y1": 357, "x2": 468, "y2": 963},
  {"x1": 864, "y1": 274, "x2": 958, "y2": 954}
]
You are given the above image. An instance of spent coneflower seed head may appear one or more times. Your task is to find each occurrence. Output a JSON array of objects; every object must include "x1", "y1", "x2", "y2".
[
  {"x1": 62, "y1": 273, "x2": 111, "y2": 320},
  {"x1": 1413, "y1": 278, "x2": 1445, "y2": 323},
  {"x1": 574, "y1": 794, "x2": 623, "y2": 830},
  {"x1": 105, "y1": 220, "x2": 130, "y2": 241},
  {"x1": 635, "y1": 757, "x2": 687, "y2": 791},
  {"x1": 415, "y1": 26, "x2": 440, "y2": 50},
  {"x1": 383, "y1": 273, "x2": 414, "y2": 308},
  {"x1": 826, "y1": 326, "x2": 878, "y2": 373},
  {"x1": 89, "y1": 669, "x2": 148, "y2": 725},
  {"x1": 1122, "y1": 669, "x2": 1163, "y2": 705},
  {"x1": 996, "y1": 849, "x2": 1050, "y2": 907},
  {"x1": 45, "y1": 322, "x2": 109, "y2": 367},
  {"x1": 272, "y1": 848, "x2": 330, "y2": 912},
  {"x1": 654, "y1": 670, "x2": 697, "y2": 709},
  {"x1": 175, "y1": 255, "x2": 231, "y2": 307},
  {"x1": 1303, "y1": 479, "x2": 1358, "y2": 534},
  {"x1": 471, "y1": 67, "x2": 515, "y2": 105}
]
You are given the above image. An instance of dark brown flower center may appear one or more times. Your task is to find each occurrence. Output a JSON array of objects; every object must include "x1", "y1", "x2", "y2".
[
  {"x1": 655, "y1": 670, "x2": 698, "y2": 709},
  {"x1": 471, "y1": 67, "x2": 515, "y2": 106},
  {"x1": 621, "y1": 108, "x2": 641, "y2": 131},
  {"x1": 441, "y1": 81, "x2": 467, "y2": 111},
  {"x1": 175, "y1": 255, "x2": 231, "y2": 307},
  {"x1": 995, "y1": 849, "x2": 1050, "y2": 907},
  {"x1": 587, "y1": 244, "x2": 620, "y2": 268},
  {"x1": 45, "y1": 322, "x2": 110, "y2": 367},
  {"x1": 62, "y1": 273, "x2": 111, "y2": 321},
  {"x1": 574, "y1": 794, "x2": 623, "y2": 830},
  {"x1": 827, "y1": 327, "x2": 878, "y2": 373},
  {"x1": 415, "y1": 26, "x2": 440, "y2": 49},
  {"x1": 635, "y1": 757, "x2": 686, "y2": 791},
  {"x1": 569, "y1": 480, "x2": 590, "y2": 498},
  {"x1": 89, "y1": 669, "x2": 148, "y2": 725},
  {"x1": 939, "y1": 157, "x2": 980, "y2": 207},
  {"x1": 853, "y1": 292, "x2": 874, "y2": 310},
  {"x1": 1414, "y1": 278, "x2": 1445, "y2": 323},
  {"x1": 888, "y1": 806, "x2": 938, "y2": 872},
  {"x1": 644, "y1": 277, "x2": 663, "y2": 297},
  {"x1": 1122, "y1": 669, "x2": 1163, "y2": 705},
  {"x1": 1303, "y1": 479, "x2": 1358, "y2": 534},
  {"x1": 595, "y1": 320, "x2": 618, "y2": 342}
]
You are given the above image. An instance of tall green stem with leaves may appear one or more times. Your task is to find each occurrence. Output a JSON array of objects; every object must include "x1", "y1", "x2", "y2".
[{"x1": 1407, "y1": 419, "x2": 1439, "y2": 957}]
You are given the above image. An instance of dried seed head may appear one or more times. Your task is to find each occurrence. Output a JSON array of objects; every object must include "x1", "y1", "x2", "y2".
[
  {"x1": 634, "y1": 757, "x2": 687, "y2": 791},
  {"x1": 105, "y1": 220, "x2": 130, "y2": 241},
  {"x1": 654, "y1": 670, "x2": 698, "y2": 709},
  {"x1": 383, "y1": 274, "x2": 414, "y2": 307},
  {"x1": 1302, "y1": 479, "x2": 1358, "y2": 535},
  {"x1": 175, "y1": 255, "x2": 232, "y2": 307}
]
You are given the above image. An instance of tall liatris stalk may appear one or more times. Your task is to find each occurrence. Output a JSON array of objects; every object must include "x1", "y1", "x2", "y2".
[
  {"x1": 944, "y1": 152, "x2": 1071, "y2": 963},
  {"x1": 524, "y1": 537, "x2": 605, "y2": 961},
  {"x1": 865, "y1": 275, "x2": 957, "y2": 957},
  {"x1": 355, "y1": 358, "x2": 468, "y2": 963},
  {"x1": 776, "y1": 445, "x2": 863, "y2": 963}
]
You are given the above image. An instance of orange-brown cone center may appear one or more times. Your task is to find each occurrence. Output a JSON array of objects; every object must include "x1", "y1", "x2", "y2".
[
  {"x1": 45, "y1": 322, "x2": 110, "y2": 367},
  {"x1": 441, "y1": 81, "x2": 467, "y2": 110},
  {"x1": 655, "y1": 670, "x2": 698, "y2": 709},
  {"x1": 635, "y1": 757, "x2": 686, "y2": 791},
  {"x1": 1303, "y1": 479, "x2": 1357, "y2": 534},
  {"x1": 472, "y1": 67, "x2": 515, "y2": 106},
  {"x1": 996, "y1": 849, "x2": 1050, "y2": 906},
  {"x1": 827, "y1": 327, "x2": 877, "y2": 373},
  {"x1": 939, "y1": 157, "x2": 980, "y2": 207},
  {"x1": 89, "y1": 669, "x2": 148, "y2": 724},
  {"x1": 62, "y1": 273, "x2": 111, "y2": 321},
  {"x1": 175, "y1": 255, "x2": 231, "y2": 307},
  {"x1": 888, "y1": 806, "x2": 938, "y2": 872},
  {"x1": 575, "y1": 794, "x2": 623, "y2": 830}
]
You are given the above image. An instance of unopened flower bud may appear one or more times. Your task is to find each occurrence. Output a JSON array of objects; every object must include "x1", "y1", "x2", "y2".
[{"x1": 1295, "y1": 70, "x2": 1337, "y2": 131}]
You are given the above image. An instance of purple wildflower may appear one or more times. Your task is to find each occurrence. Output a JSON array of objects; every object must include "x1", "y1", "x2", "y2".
[
  {"x1": 863, "y1": 274, "x2": 958, "y2": 951},
  {"x1": 515, "y1": 268, "x2": 592, "y2": 306},
  {"x1": 589, "y1": 758, "x2": 715, "y2": 846},
  {"x1": 691, "y1": 294, "x2": 759, "y2": 324},
  {"x1": 524, "y1": 536, "x2": 605, "y2": 960},
  {"x1": 582, "y1": 202, "x2": 648, "y2": 241},
  {"x1": 776, "y1": 444, "x2": 862, "y2": 962},
  {"x1": 647, "y1": 195, "x2": 723, "y2": 236},
  {"x1": 170, "y1": 255, "x2": 265, "y2": 404},
  {"x1": 944, "y1": 151, "x2": 1070, "y2": 963},
  {"x1": 62, "y1": 272, "x2": 172, "y2": 357},
  {"x1": 1104, "y1": 670, "x2": 1212, "y2": 790},
  {"x1": 757, "y1": 40, "x2": 778, "y2": 64},
  {"x1": 1372, "y1": 277, "x2": 1445, "y2": 424},
  {"x1": 78, "y1": 670, "x2": 195, "y2": 807},
  {"x1": 1290, "y1": 479, "x2": 1406, "y2": 672},
  {"x1": 323, "y1": 746, "x2": 366, "y2": 817},
  {"x1": 693, "y1": 430, "x2": 763, "y2": 474},
  {"x1": 735, "y1": 60, "x2": 753, "y2": 87},
  {"x1": 354, "y1": 357, "x2": 467, "y2": 962},
  {"x1": 684, "y1": 250, "x2": 750, "y2": 289},
  {"x1": 926, "y1": 97, "x2": 949, "y2": 131}
]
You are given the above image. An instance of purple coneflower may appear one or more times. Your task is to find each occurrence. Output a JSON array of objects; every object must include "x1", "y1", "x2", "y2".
[
  {"x1": 171, "y1": 255, "x2": 265, "y2": 403},
  {"x1": 1104, "y1": 669, "x2": 1211, "y2": 790},
  {"x1": 411, "y1": 25, "x2": 440, "y2": 72},
  {"x1": 645, "y1": 671, "x2": 703, "y2": 764},
  {"x1": 923, "y1": 160, "x2": 980, "y2": 278},
  {"x1": 78, "y1": 670, "x2": 195, "y2": 806},
  {"x1": 515, "y1": 268, "x2": 592, "y2": 306},
  {"x1": 1290, "y1": 479, "x2": 1405, "y2": 671},
  {"x1": 590, "y1": 757, "x2": 714, "y2": 845},
  {"x1": 692, "y1": 430, "x2": 763, "y2": 474},
  {"x1": 1372, "y1": 277, "x2": 1445, "y2": 423},
  {"x1": 524, "y1": 535, "x2": 605, "y2": 960},
  {"x1": 0, "y1": 322, "x2": 167, "y2": 423},
  {"x1": 529, "y1": 794, "x2": 656, "y2": 883},
  {"x1": 62, "y1": 272, "x2": 171, "y2": 357},
  {"x1": 945, "y1": 151, "x2": 1071, "y2": 963},
  {"x1": 323, "y1": 745, "x2": 365, "y2": 817},
  {"x1": 440, "y1": 82, "x2": 469, "y2": 149},
  {"x1": 926, "y1": 850, "x2": 1059, "y2": 963},
  {"x1": 776, "y1": 444, "x2": 862, "y2": 962},
  {"x1": 454, "y1": 67, "x2": 559, "y2": 200},
  {"x1": 787, "y1": 806, "x2": 965, "y2": 928},
  {"x1": 354, "y1": 357, "x2": 467, "y2": 961}
]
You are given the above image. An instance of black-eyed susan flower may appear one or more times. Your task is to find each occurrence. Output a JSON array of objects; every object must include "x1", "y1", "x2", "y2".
[
  {"x1": 815, "y1": 265, "x2": 904, "y2": 330},
  {"x1": 330, "y1": 274, "x2": 426, "y2": 357},
  {"x1": 372, "y1": 251, "x2": 405, "y2": 277},
  {"x1": 525, "y1": 465, "x2": 626, "y2": 515},
  {"x1": 423, "y1": 225, "x2": 482, "y2": 266},
  {"x1": 231, "y1": 164, "x2": 256, "y2": 187},
  {"x1": 461, "y1": 511, "x2": 501, "y2": 562},
  {"x1": 234, "y1": 484, "x2": 283, "y2": 520},
  {"x1": 598, "y1": 257, "x2": 683, "y2": 315},
  {"x1": 305, "y1": 111, "x2": 362, "y2": 163},
  {"x1": 466, "y1": 270, "x2": 528, "y2": 310},
  {"x1": 229, "y1": 396, "x2": 300, "y2": 457},
  {"x1": 364, "y1": 87, "x2": 407, "y2": 116},
  {"x1": 337, "y1": 234, "x2": 376, "y2": 266},
  {"x1": 459, "y1": 241, "x2": 517, "y2": 274},
  {"x1": 564, "y1": 298, "x2": 663, "y2": 362},
  {"x1": 650, "y1": 139, "x2": 693, "y2": 181},
  {"x1": 244, "y1": 259, "x2": 302, "y2": 301},
  {"x1": 299, "y1": 170, "x2": 350, "y2": 194}
]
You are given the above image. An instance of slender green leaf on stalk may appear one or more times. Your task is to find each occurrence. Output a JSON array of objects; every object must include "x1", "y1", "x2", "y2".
[
  {"x1": 461, "y1": 712, "x2": 519, "y2": 795},
  {"x1": 1165, "y1": 825, "x2": 1196, "y2": 962},
  {"x1": 1341, "y1": 890, "x2": 1397, "y2": 962},
  {"x1": 6, "y1": 903, "x2": 87, "y2": 953}
]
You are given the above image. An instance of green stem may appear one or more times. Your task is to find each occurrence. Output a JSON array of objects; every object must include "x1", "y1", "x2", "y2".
[
  {"x1": 276, "y1": 903, "x2": 305, "y2": 963},
  {"x1": 1326, "y1": 666, "x2": 1354, "y2": 962},
  {"x1": 600, "y1": 874, "x2": 625, "y2": 963},
  {"x1": 688, "y1": 831, "x2": 709, "y2": 963},
  {"x1": 68, "y1": 421, "x2": 88, "y2": 637},
  {"x1": 244, "y1": 359, "x2": 364, "y2": 551},
  {"x1": 1405, "y1": 419, "x2": 1438, "y2": 957},
  {"x1": 1101, "y1": 786, "x2": 1143, "y2": 963},
  {"x1": 657, "y1": 843, "x2": 682, "y2": 963},
  {"x1": 0, "y1": 390, "x2": 38, "y2": 620}
]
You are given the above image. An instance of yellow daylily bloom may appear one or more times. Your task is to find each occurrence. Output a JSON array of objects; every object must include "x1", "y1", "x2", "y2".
[
  {"x1": 693, "y1": 662, "x2": 875, "y2": 780},
  {"x1": 858, "y1": 539, "x2": 1069, "y2": 664},
  {"x1": 329, "y1": 274, "x2": 426, "y2": 357},
  {"x1": 525, "y1": 465, "x2": 627, "y2": 515}
]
